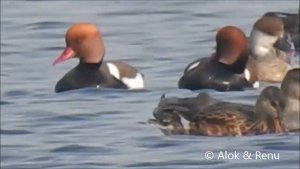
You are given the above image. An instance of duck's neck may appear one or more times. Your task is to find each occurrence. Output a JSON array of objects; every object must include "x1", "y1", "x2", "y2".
[
  {"x1": 79, "y1": 59, "x2": 103, "y2": 69},
  {"x1": 212, "y1": 52, "x2": 248, "y2": 74},
  {"x1": 250, "y1": 29, "x2": 278, "y2": 59},
  {"x1": 172, "y1": 122, "x2": 186, "y2": 135},
  {"x1": 80, "y1": 52, "x2": 104, "y2": 64},
  {"x1": 217, "y1": 55, "x2": 247, "y2": 74}
]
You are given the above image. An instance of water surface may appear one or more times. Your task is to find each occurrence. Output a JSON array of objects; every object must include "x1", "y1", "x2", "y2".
[{"x1": 1, "y1": 0, "x2": 299, "y2": 168}]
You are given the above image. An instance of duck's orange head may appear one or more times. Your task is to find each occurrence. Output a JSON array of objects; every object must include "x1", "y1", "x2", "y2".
[
  {"x1": 215, "y1": 26, "x2": 248, "y2": 73},
  {"x1": 253, "y1": 16, "x2": 284, "y2": 37},
  {"x1": 53, "y1": 23, "x2": 105, "y2": 65}
]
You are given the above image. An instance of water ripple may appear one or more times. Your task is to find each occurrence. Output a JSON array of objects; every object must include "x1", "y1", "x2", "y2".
[
  {"x1": 26, "y1": 21, "x2": 70, "y2": 30},
  {"x1": 1, "y1": 129, "x2": 33, "y2": 135},
  {"x1": 124, "y1": 160, "x2": 225, "y2": 168},
  {"x1": 50, "y1": 144, "x2": 114, "y2": 154},
  {"x1": 2, "y1": 1, "x2": 299, "y2": 169}
]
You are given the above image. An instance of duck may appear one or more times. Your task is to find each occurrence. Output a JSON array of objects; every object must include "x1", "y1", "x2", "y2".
[
  {"x1": 263, "y1": 11, "x2": 299, "y2": 51},
  {"x1": 153, "y1": 93, "x2": 219, "y2": 116},
  {"x1": 280, "y1": 68, "x2": 300, "y2": 131},
  {"x1": 178, "y1": 26, "x2": 259, "y2": 91},
  {"x1": 149, "y1": 86, "x2": 286, "y2": 136},
  {"x1": 53, "y1": 23, "x2": 145, "y2": 93},
  {"x1": 148, "y1": 93, "x2": 218, "y2": 135},
  {"x1": 247, "y1": 15, "x2": 295, "y2": 83}
]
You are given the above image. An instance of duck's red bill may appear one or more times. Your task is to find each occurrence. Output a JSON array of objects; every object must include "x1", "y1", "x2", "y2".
[
  {"x1": 287, "y1": 51, "x2": 295, "y2": 57},
  {"x1": 52, "y1": 47, "x2": 76, "y2": 66},
  {"x1": 274, "y1": 118, "x2": 284, "y2": 133}
]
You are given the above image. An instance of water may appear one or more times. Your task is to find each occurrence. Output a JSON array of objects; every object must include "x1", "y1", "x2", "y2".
[{"x1": 1, "y1": 0, "x2": 299, "y2": 168}]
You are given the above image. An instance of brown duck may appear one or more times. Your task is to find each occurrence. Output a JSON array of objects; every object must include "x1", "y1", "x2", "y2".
[
  {"x1": 149, "y1": 86, "x2": 286, "y2": 136},
  {"x1": 281, "y1": 68, "x2": 300, "y2": 131}
]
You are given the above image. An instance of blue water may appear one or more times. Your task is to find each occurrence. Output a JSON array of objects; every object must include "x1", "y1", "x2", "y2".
[{"x1": 1, "y1": 0, "x2": 299, "y2": 168}]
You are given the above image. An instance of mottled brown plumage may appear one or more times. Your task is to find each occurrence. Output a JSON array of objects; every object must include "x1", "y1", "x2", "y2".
[{"x1": 150, "y1": 86, "x2": 286, "y2": 136}]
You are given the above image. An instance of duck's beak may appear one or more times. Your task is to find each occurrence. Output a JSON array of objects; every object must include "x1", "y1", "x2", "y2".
[
  {"x1": 273, "y1": 117, "x2": 284, "y2": 133},
  {"x1": 274, "y1": 34, "x2": 295, "y2": 56},
  {"x1": 52, "y1": 47, "x2": 76, "y2": 66}
]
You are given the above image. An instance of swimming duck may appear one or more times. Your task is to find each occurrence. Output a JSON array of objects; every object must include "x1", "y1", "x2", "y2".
[
  {"x1": 178, "y1": 26, "x2": 258, "y2": 91},
  {"x1": 247, "y1": 15, "x2": 295, "y2": 83},
  {"x1": 149, "y1": 86, "x2": 286, "y2": 136},
  {"x1": 281, "y1": 68, "x2": 300, "y2": 131},
  {"x1": 53, "y1": 23, "x2": 145, "y2": 93},
  {"x1": 149, "y1": 93, "x2": 219, "y2": 135}
]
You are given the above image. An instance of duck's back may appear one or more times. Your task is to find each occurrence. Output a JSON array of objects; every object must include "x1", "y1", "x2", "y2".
[{"x1": 186, "y1": 102, "x2": 257, "y2": 136}]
